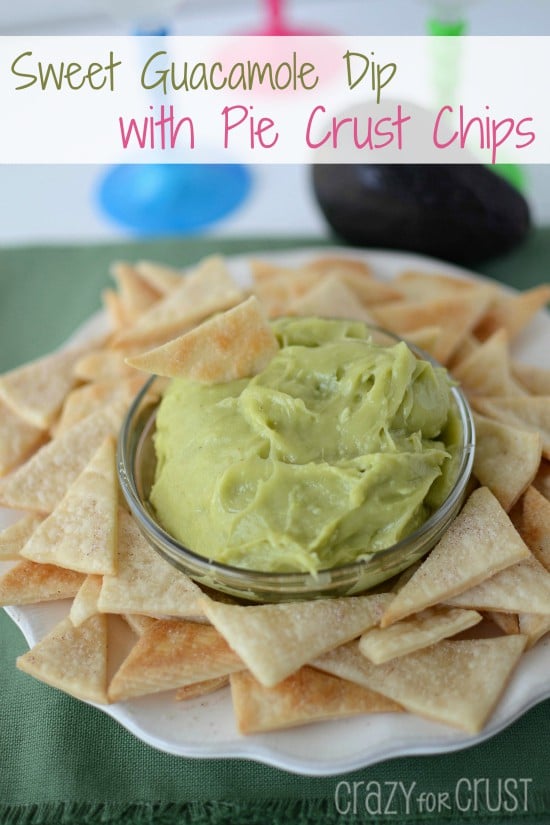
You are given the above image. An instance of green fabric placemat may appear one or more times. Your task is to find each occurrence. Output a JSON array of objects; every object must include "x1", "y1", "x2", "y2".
[{"x1": 0, "y1": 233, "x2": 549, "y2": 825}]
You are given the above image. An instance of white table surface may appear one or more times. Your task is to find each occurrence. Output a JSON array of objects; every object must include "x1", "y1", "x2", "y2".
[{"x1": 1, "y1": 0, "x2": 549, "y2": 246}]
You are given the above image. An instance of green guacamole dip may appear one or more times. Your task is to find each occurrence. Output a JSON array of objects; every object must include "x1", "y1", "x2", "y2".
[{"x1": 151, "y1": 318, "x2": 460, "y2": 574}]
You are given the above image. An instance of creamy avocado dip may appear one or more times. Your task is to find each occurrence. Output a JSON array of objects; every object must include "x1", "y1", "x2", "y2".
[{"x1": 151, "y1": 318, "x2": 460, "y2": 574}]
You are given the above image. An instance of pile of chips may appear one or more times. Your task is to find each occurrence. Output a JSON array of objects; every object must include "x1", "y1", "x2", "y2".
[{"x1": 0, "y1": 253, "x2": 549, "y2": 736}]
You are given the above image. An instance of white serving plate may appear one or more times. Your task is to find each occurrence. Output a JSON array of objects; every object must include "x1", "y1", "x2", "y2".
[{"x1": 2, "y1": 247, "x2": 549, "y2": 777}]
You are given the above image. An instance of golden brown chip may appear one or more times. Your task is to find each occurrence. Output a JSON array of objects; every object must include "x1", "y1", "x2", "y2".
[
  {"x1": 0, "y1": 402, "x2": 126, "y2": 513},
  {"x1": 20, "y1": 437, "x2": 118, "y2": 574},
  {"x1": 126, "y1": 296, "x2": 279, "y2": 383},
  {"x1": 533, "y1": 460, "x2": 550, "y2": 500},
  {"x1": 108, "y1": 619, "x2": 244, "y2": 702},
  {"x1": 17, "y1": 614, "x2": 109, "y2": 704},
  {"x1": 371, "y1": 289, "x2": 492, "y2": 364},
  {"x1": 394, "y1": 270, "x2": 480, "y2": 300},
  {"x1": 514, "y1": 486, "x2": 550, "y2": 570},
  {"x1": 200, "y1": 593, "x2": 391, "y2": 687},
  {"x1": 134, "y1": 260, "x2": 182, "y2": 294},
  {"x1": 446, "y1": 555, "x2": 550, "y2": 615},
  {"x1": 0, "y1": 560, "x2": 85, "y2": 606},
  {"x1": 512, "y1": 361, "x2": 550, "y2": 396},
  {"x1": 452, "y1": 330, "x2": 525, "y2": 397},
  {"x1": 231, "y1": 666, "x2": 402, "y2": 734},
  {"x1": 55, "y1": 375, "x2": 146, "y2": 435},
  {"x1": 312, "y1": 636, "x2": 526, "y2": 733},
  {"x1": 252, "y1": 266, "x2": 323, "y2": 317},
  {"x1": 381, "y1": 487, "x2": 531, "y2": 628},
  {"x1": 518, "y1": 612, "x2": 550, "y2": 649},
  {"x1": 0, "y1": 345, "x2": 85, "y2": 429},
  {"x1": 472, "y1": 414, "x2": 541, "y2": 511},
  {"x1": 110, "y1": 261, "x2": 163, "y2": 323},
  {"x1": 474, "y1": 284, "x2": 550, "y2": 342},
  {"x1": 97, "y1": 509, "x2": 202, "y2": 618},
  {"x1": 123, "y1": 613, "x2": 159, "y2": 636},
  {"x1": 471, "y1": 396, "x2": 550, "y2": 459},
  {"x1": 0, "y1": 513, "x2": 44, "y2": 561},
  {"x1": 73, "y1": 350, "x2": 137, "y2": 382},
  {"x1": 175, "y1": 675, "x2": 229, "y2": 701},
  {"x1": 484, "y1": 611, "x2": 520, "y2": 635},
  {"x1": 69, "y1": 575, "x2": 103, "y2": 626},
  {"x1": 0, "y1": 398, "x2": 46, "y2": 477},
  {"x1": 359, "y1": 606, "x2": 482, "y2": 664},
  {"x1": 112, "y1": 256, "x2": 243, "y2": 350},
  {"x1": 288, "y1": 276, "x2": 375, "y2": 322}
]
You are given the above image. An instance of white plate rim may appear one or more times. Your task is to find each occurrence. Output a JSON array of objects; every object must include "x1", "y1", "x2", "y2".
[{"x1": 3, "y1": 245, "x2": 550, "y2": 777}]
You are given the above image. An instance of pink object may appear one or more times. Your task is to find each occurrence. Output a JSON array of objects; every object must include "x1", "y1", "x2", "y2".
[{"x1": 247, "y1": 0, "x2": 329, "y2": 35}]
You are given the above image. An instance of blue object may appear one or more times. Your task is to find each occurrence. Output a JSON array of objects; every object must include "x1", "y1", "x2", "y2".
[{"x1": 97, "y1": 163, "x2": 252, "y2": 235}]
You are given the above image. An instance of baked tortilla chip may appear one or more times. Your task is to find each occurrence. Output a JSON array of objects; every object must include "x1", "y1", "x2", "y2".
[
  {"x1": 0, "y1": 513, "x2": 44, "y2": 561},
  {"x1": 231, "y1": 666, "x2": 402, "y2": 734},
  {"x1": 98, "y1": 509, "x2": 202, "y2": 618},
  {"x1": 446, "y1": 555, "x2": 550, "y2": 615},
  {"x1": 312, "y1": 636, "x2": 526, "y2": 734},
  {"x1": 126, "y1": 297, "x2": 279, "y2": 383},
  {"x1": 471, "y1": 396, "x2": 550, "y2": 459},
  {"x1": 0, "y1": 398, "x2": 46, "y2": 477},
  {"x1": 472, "y1": 414, "x2": 541, "y2": 511},
  {"x1": 289, "y1": 276, "x2": 375, "y2": 322},
  {"x1": 200, "y1": 593, "x2": 391, "y2": 687},
  {"x1": 110, "y1": 261, "x2": 163, "y2": 323},
  {"x1": 512, "y1": 361, "x2": 550, "y2": 396},
  {"x1": 452, "y1": 330, "x2": 525, "y2": 397},
  {"x1": 474, "y1": 284, "x2": 550, "y2": 342},
  {"x1": 123, "y1": 613, "x2": 159, "y2": 636},
  {"x1": 108, "y1": 619, "x2": 244, "y2": 702},
  {"x1": 394, "y1": 270, "x2": 480, "y2": 300},
  {"x1": 0, "y1": 403, "x2": 125, "y2": 513},
  {"x1": 17, "y1": 614, "x2": 109, "y2": 704},
  {"x1": 134, "y1": 260, "x2": 182, "y2": 294},
  {"x1": 0, "y1": 345, "x2": 85, "y2": 429},
  {"x1": 359, "y1": 606, "x2": 482, "y2": 664},
  {"x1": 381, "y1": 487, "x2": 531, "y2": 628},
  {"x1": 372, "y1": 289, "x2": 492, "y2": 364},
  {"x1": 20, "y1": 437, "x2": 118, "y2": 574},
  {"x1": 55, "y1": 375, "x2": 146, "y2": 435},
  {"x1": 175, "y1": 675, "x2": 229, "y2": 701},
  {"x1": 73, "y1": 350, "x2": 137, "y2": 382},
  {"x1": 484, "y1": 611, "x2": 520, "y2": 635},
  {"x1": 69, "y1": 575, "x2": 102, "y2": 626},
  {"x1": 0, "y1": 560, "x2": 84, "y2": 606},
  {"x1": 514, "y1": 486, "x2": 550, "y2": 570},
  {"x1": 113, "y1": 256, "x2": 243, "y2": 350},
  {"x1": 518, "y1": 612, "x2": 550, "y2": 649}
]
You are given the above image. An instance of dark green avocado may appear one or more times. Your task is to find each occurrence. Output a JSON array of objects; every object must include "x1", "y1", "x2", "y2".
[{"x1": 311, "y1": 164, "x2": 531, "y2": 266}]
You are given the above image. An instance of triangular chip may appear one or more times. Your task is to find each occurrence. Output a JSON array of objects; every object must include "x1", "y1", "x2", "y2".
[
  {"x1": 110, "y1": 261, "x2": 163, "y2": 323},
  {"x1": 474, "y1": 284, "x2": 550, "y2": 342},
  {"x1": 381, "y1": 487, "x2": 531, "y2": 628},
  {"x1": 394, "y1": 270, "x2": 481, "y2": 300},
  {"x1": 0, "y1": 345, "x2": 85, "y2": 429},
  {"x1": 73, "y1": 349, "x2": 137, "y2": 382},
  {"x1": 20, "y1": 437, "x2": 118, "y2": 574},
  {"x1": 134, "y1": 260, "x2": 182, "y2": 294},
  {"x1": 252, "y1": 265, "x2": 323, "y2": 317},
  {"x1": 199, "y1": 593, "x2": 391, "y2": 687},
  {"x1": 0, "y1": 402, "x2": 125, "y2": 513},
  {"x1": 175, "y1": 675, "x2": 229, "y2": 701},
  {"x1": 0, "y1": 560, "x2": 84, "y2": 606},
  {"x1": 69, "y1": 575, "x2": 103, "y2": 626},
  {"x1": 402, "y1": 326, "x2": 442, "y2": 359},
  {"x1": 108, "y1": 619, "x2": 243, "y2": 702},
  {"x1": 230, "y1": 666, "x2": 402, "y2": 734},
  {"x1": 512, "y1": 360, "x2": 550, "y2": 396},
  {"x1": 312, "y1": 636, "x2": 526, "y2": 733},
  {"x1": 484, "y1": 611, "x2": 520, "y2": 635},
  {"x1": 452, "y1": 330, "x2": 525, "y2": 397},
  {"x1": 17, "y1": 614, "x2": 108, "y2": 704},
  {"x1": 112, "y1": 256, "x2": 243, "y2": 350},
  {"x1": 514, "y1": 486, "x2": 550, "y2": 570},
  {"x1": 359, "y1": 606, "x2": 482, "y2": 664},
  {"x1": 371, "y1": 289, "x2": 492, "y2": 364},
  {"x1": 0, "y1": 513, "x2": 44, "y2": 561},
  {"x1": 471, "y1": 396, "x2": 550, "y2": 459},
  {"x1": 445, "y1": 555, "x2": 550, "y2": 615},
  {"x1": 518, "y1": 612, "x2": 550, "y2": 649},
  {"x1": 97, "y1": 509, "x2": 202, "y2": 618},
  {"x1": 126, "y1": 296, "x2": 279, "y2": 383},
  {"x1": 0, "y1": 398, "x2": 46, "y2": 476},
  {"x1": 55, "y1": 375, "x2": 146, "y2": 435},
  {"x1": 472, "y1": 414, "x2": 541, "y2": 511},
  {"x1": 123, "y1": 613, "x2": 159, "y2": 636},
  {"x1": 289, "y1": 276, "x2": 375, "y2": 323}
]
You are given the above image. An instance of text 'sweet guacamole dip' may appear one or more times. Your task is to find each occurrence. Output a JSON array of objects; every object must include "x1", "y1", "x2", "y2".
[{"x1": 151, "y1": 318, "x2": 460, "y2": 574}]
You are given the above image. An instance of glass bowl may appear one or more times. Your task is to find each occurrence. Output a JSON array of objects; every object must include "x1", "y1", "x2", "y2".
[{"x1": 117, "y1": 329, "x2": 475, "y2": 603}]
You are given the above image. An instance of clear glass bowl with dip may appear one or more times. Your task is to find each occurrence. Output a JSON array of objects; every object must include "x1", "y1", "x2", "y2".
[{"x1": 117, "y1": 324, "x2": 475, "y2": 602}]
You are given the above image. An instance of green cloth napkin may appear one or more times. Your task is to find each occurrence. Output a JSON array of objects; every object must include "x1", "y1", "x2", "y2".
[{"x1": 0, "y1": 234, "x2": 549, "y2": 825}]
